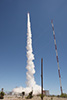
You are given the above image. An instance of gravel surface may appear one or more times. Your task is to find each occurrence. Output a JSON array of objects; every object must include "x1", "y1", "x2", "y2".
[{"x1": 2, "y1": 96, "x2": 67, "y2": 100}]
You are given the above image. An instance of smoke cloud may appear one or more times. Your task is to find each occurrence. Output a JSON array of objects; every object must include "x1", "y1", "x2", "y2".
[
  {"x1": 12, "y1": 13, "x2": 41, "y2": 95},
  {"x1": 26, "y1": 13, "x2": 36, "y2": 87}
]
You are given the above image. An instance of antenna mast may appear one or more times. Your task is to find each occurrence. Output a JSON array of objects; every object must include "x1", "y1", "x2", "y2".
[
  {"x1": 41, "y1": 58, "x2": 43, "y2": 100},
  {"x1": 51, "y1": 20, "x2": 63, "y2": 94}
]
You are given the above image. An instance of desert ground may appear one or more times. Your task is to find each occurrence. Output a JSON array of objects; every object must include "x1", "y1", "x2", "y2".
[{"x1": 3, "y1": 95, "x2": 67, "y2": 100}]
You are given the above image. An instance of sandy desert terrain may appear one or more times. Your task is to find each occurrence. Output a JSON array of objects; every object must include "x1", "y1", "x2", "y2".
[{"x1": 2, "y1": 96, "x2": 67, "y2": 100}]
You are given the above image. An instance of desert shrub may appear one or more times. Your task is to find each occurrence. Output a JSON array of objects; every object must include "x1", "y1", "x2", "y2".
[
  {"x1": 37, "y1": 94, "x2": 45, "y2": 97},
  {"x1": 49, "y1": 95, "x2": 56, "y2": 97},
  {"x1": 57, "y1": 95, "x2": 60, "y2": 98},
  {"x1": 51, "y1": 97, "x2": 53, "y2": 100},
  {"x1": 26, "y1": 91, "x2": 33, "y2": 99},
  {"x1": 0, "y1": 88, "x2": 5, "y2": 99},
  {"x1": 60, "y1": 93, "x2": 67, "y2": 98},
  {"x1": 0, "y1": 91, "x2": 5, "y2": 99},
  {"x1": 22, "y1": 92, "x2": 25, "y2": 98}
]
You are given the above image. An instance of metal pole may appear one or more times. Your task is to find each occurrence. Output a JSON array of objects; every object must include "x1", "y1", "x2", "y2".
[
  {"x1": 41, "y1": 58, "x2": 43, "y2": 100},
  {"x1": 51, "y1": 20, "x2": 63, "y2": 94}
]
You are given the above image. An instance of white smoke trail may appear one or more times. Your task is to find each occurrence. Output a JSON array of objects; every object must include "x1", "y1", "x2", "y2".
[
  {"x1": 26, "y1": 13, "x2": 36, "y2": 87},
  {"x1": 12, "y1": 13, "x2": 41, "y2": 95}
]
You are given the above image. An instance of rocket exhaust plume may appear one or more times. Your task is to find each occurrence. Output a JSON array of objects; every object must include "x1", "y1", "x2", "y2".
[
  {"x1": 12, "y1": 13, "x2": 41, "y2": 95},
  {"x1": 26, "y1": 13, "x2": 36, "y2": 87}
]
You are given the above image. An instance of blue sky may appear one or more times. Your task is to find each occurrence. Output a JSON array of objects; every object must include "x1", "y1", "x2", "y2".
[{"x1": 0, "y1": 0, "x2": 67, "y2": 95}]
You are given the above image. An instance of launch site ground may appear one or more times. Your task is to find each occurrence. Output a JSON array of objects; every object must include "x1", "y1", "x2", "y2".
[{"x1": 3, "y1": 96, "x2": 67, "y2": 100}]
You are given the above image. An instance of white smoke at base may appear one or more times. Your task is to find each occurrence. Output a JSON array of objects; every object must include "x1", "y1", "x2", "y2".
[
  {"x1": 12, "y1": 13, "x2": 41, "y2": 95},
  {"x1": 12, "y1": 85, "x2": 41, "y2": 95}
]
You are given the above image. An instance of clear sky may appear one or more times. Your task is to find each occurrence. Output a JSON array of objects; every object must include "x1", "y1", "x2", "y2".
[{"x1": 0, "y1": 0, "x2": 67, "y2": 95}]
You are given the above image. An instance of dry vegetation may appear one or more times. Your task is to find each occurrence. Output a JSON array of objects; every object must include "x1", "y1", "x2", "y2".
[{"x1": 3, "y1": 95, "x2": 67, "y2": 100}]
